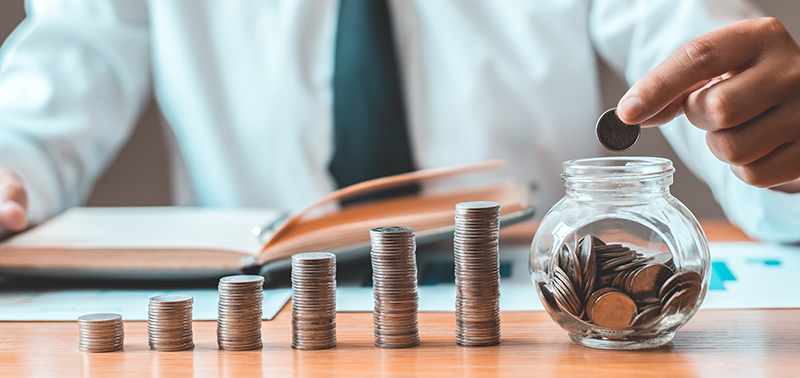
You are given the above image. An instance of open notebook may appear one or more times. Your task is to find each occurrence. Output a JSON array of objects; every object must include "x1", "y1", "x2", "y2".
[{"x1": 0, "y1": 160, "x2": 535, "y2": 281}]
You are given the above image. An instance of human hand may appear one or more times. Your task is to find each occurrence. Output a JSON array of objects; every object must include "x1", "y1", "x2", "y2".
[
  {"x1": 616, "y1": 17, "x2": 800, "y2": 190},
  {"x1": 0, "y1": 167, "x2": 28, "y2": 231}
]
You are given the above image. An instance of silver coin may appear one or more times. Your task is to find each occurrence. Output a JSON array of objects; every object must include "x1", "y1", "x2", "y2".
[
  {"x1": 77, "y1": 313, "x2": 125, "y2": 353},
  {"x1": 217, "y1": 275, "x2": 264, "y2": 351},
  {"x1": 77, "y1": 313, "x2": 122, "y2": 323},
  {"x1": 370, "y1": 226, "x2": 420, "y2": 349},
  {"x1": 454, "y1": 201, "x2": 502, "y2": 346},
  {"x1": 291, "y1": 252, "x2": 337, "y2": 350},
  {"x1": 148, "y1": 295, "x2": 193, "y2": 352}
]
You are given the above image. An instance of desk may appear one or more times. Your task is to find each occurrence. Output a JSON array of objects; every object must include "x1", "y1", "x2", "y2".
[{"x1": 1, "y1": 220, "x2": 798, "y2": 377}]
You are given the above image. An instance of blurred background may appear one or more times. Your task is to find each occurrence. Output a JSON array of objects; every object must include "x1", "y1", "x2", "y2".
[{"x1": 0, "y1": 0, "x2": 798, "y2": 218}]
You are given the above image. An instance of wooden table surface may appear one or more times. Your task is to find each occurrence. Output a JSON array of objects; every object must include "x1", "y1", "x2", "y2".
[{"x1": 2, "y1": 220, "x2": 799, "y2": 378}]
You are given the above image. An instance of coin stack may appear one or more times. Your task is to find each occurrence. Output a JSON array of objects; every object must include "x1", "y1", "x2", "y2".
[
  {"x1": 370, "y1": 226, "x2": 420, "y2": 348},
  {"x1": 77, "y1": 313, "x2": 124, "y2": 353},
  {"x1": 291, "y1": 252, "x2": 337, "y2": 350},
  {"x1": 148, "y1": 294, "x2": 194, "y2": 351},
  {"x1": 541, "y1": 234, "x2": 702, "y2": 330},
  {"x1": 454, "y1": 201, "x2": 501, "y2": 347},
  {"x1": 217, "y1": 275, "x2": 265, "y2": 351}
]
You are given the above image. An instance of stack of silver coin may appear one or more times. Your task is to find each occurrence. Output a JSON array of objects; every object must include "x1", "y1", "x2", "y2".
[
  {"x1": 217, "y1": 275, "x2": 264, "y2": 351},
  {"x1": 148, "y1": 294, "x2": 194, "y2": 351},
  {"x1": 454, "y1": 201, "x2": 501, "y2": 347},
  {"x1": 370, "y1": 226, "x2": 420, "y2": 348},
  {"x1": 291, "y1": 252, "x2": 337, "y2": 350},
  {"x1": 77, "y1": 313, "x2": 124, "y2": 353}
]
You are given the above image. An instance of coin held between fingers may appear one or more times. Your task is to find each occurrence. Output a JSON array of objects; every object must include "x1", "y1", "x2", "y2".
[{"x1": 596, "y1": 108, "x2": 641, "y2": 152}]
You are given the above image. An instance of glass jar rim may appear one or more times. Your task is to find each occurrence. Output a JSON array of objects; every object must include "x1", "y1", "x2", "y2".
[{"x1": 561, "y1": 157, "x2": 674, "y2": 182}]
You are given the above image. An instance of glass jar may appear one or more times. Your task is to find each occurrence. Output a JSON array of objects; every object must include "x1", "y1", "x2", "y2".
[{"x1": 529, "y1": 157, "x2": 710, "y2": 350}]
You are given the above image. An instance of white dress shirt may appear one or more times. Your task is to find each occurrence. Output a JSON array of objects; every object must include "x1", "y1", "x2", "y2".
[{"x1": 0, "y1": 0, "x2": 797, "y2": 242}]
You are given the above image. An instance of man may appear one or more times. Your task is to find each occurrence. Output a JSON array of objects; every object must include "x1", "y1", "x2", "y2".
[{"x1": 0, "y1": 0, "x2": 798, "y2": 241}]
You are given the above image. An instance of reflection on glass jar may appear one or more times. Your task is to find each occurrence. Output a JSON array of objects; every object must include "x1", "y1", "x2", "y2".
[{"x1": 530, "y1": 157, "x2": 710, "y2": 350}]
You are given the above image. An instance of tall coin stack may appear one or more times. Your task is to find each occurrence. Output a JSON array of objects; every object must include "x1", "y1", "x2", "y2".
[
  {"x1": 217, "y1": 275, "x2": 264, "y2": 351},
  {"x1": 291, "y1": 252, "x2": 337, "y2": 350},
  {"x1": 77, "y1": 313, "x2": 124, "y2": 353},
  {"x1": 370, "y1": 226, "x2": 420, "y2": 348},
  {"x1": 148, "y1": 294, "x2": 194, "y2": 351},
  {"x1": 454, "y1": 201, "x2": 501, "y2": 347}
]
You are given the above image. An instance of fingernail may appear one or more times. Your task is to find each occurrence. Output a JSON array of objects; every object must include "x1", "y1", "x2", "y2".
[{"x1": 618, "y1": 97, "x2": 644, "y2": 123}]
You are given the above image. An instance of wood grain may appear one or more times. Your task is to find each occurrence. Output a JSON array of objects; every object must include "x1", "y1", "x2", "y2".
[
  {"x1": 1, "y1": 220, "x2": 791, "y2": 378},
  {"x1": 1, "y1": 309, "x2": 798, "y2": 377}
]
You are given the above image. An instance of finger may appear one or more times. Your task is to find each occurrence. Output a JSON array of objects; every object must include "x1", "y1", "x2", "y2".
[
  {"x1": 639, "y1": 79, "x2": 714, "y2": 127},
  {"x1": 618, "y1": 18, "x2": 774, "y2": 125},
  {"x1": 730, "y1": 140, "x2": 800, "y2": 188},
  {"x1": 704, "y1": 98, "x2": 800, "y2": 165},
  {"x1": 0, "y1": 169, "x2": 29, "y2": 231},
  {"x1": 0, "y1": 200, "x2": 28, "y2": 231},
  {"x1": 685, "y1": 60, "x2": 791, "y2": 131}
]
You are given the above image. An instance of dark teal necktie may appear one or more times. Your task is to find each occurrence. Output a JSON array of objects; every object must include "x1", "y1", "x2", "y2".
[{"x1": 329, "y1": 0, "x2": 419, "y2": 204}]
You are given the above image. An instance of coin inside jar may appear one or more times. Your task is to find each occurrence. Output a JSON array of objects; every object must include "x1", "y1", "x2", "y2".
[
  {"x1": 589, "y1": 291, "x2": 637, "y2": 330},
  {"x1": 545, "y1": 234, "x2": 704, "y2": 332},
  {"x1": 596, "y1": 108, "x2": 641, "y2": 151}
]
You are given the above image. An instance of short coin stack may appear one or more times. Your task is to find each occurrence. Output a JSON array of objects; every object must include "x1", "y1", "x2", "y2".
[
  {"x1": 541, "y1": 234, "x2": 703, "y2": 330},
  {"x1": 217, "y1": 275, "x2": 265, "y2": 351},
  {"x1": 148, "y1": 294, "x2": 194, "y2": 351},
  {"x1": 370, "y1": 226, "x2": 420, "y2": 348},
  {"x1": 454, "y1": 201, "x2": 501, "y2": 347},
  {"x1": 291, "y1": 252, "x2": 337, "y2": 350},
  {"x1": 78, "y1": 313, "x2": 124, "y2": 353}
]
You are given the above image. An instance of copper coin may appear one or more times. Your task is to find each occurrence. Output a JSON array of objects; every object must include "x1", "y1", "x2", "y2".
[
  {"x1": 590, "y1": 291, "x2": 638, "y2": 330},
  {"x1": 629, "y1": 264, "x2": 673, "y2": 303}
]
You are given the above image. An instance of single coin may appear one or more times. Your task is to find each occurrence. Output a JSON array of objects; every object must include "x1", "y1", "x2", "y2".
[
  {"x1": 647, "y1": 252, "x2": 675, "y2": 271},
  {"x1": 78, "y1": 313, "x2": 122, "y2": 323},
  {"x1": 370, "y1": 226, "x2": 414, "y2": 235},
  {"x1": 630, "y1": 305, "x2": 661, "y2": 327},
  {"x1": 659, "y1": 270, "x2": 702, "y2": 299},
  {"x1": 629, "y1": 264, "x2": 673, "y2": 303},
  {"x1": 596, "y1": 107, "x2": 640, "y2": 151},
  {"x1": 220, "y1": 275, "x2": 265, "y2": 285},
  {"x1": 558, "y1": 244, "x2": 582, "y2": 295},
  {"x1": 150, "y1": 294, "x2": 193, "y2": 304},
  {"x1": 292, "y1": 252, "x2": 336, "y2": 261},
  {"x1": 661, "y1": 286, "x2": 695, "y2": 316},
  {"x1": 578, "y1": 235, "x2": 593, "y2": 279},
  {"x1": 581, "y1": 265, "x2": 597, "y2": 305},
  {"x1": 585, "y1": 287, "x2": 618, "y2": 322},
  {"x1": 590, "y1": 291, "x2": 638, "y2": 330},
  {"x1": 455, "y1": 201, "x2": 501, "y2": 211},
  {"x1": 537, "y1": 282, "x2": 561, "y2": 315}
]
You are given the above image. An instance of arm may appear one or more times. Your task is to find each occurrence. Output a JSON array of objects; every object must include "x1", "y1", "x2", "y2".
[
  {"x1": 0, "y1": 0, "x2": 151, "y2": 231},
  {"x1": 591, "y1": 0, "x2": 800, "y2": 242}
]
